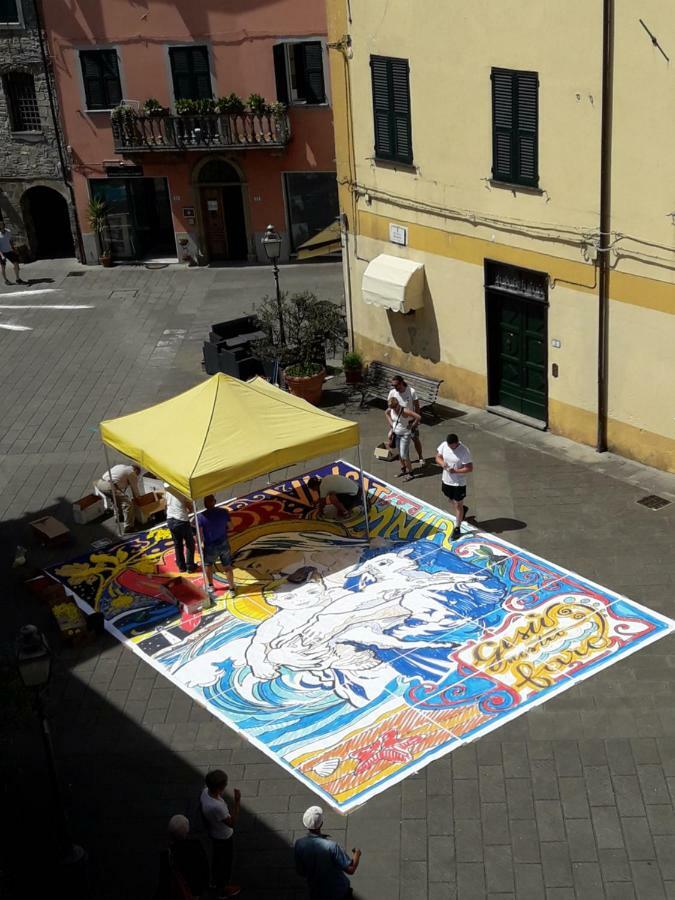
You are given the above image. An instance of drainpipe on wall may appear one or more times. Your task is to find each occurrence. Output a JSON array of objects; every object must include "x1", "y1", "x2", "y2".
[
  {"x1": 32, "y1": 0, "x2": 85, "y2": 262},
  {"x1": 596, "y1": 0, "x2": 614, "y2": 452}
]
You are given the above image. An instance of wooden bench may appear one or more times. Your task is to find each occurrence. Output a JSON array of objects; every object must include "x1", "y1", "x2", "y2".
[{"x1": 360, "y1": 361, "x2": 443, "y2": 419}]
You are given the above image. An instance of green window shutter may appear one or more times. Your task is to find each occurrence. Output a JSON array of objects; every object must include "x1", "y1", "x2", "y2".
[
  {"x1": 491, "y1": 67, "x2": 538, "y2": 187},
  {"x1": 390, "y1": 58, "x2": 412, "y2": 164},
  {"x1": 299, "y1": 41, "x2": 325, "y2": 104},
  {"x1": 80, "y1": 50, "x2": 120, "y2": 110},
  {"x1": 273, "y1": 43, "x2": 289, "y2": 104},
  {"x1": 371, "y1": 56, "x2": 393, "y2": 160},
  {"x1": 515, "y1": 71, "x2": 538, "y2": 186},
  {"x1": 170, "y1": 46, "x2": 211, "y2": 100}
]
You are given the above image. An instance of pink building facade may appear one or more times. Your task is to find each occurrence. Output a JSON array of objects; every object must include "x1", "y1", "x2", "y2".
[{"x1": 44, "y1": 0, "x2": 337, "y2": 264}]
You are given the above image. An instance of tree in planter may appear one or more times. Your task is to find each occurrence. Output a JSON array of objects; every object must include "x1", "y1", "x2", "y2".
[
  {"x1": 343, "y1": 350, "x2": 364, "y2": 384},
  {"x1": 87, "y1": 196, "x2": 111, "y2": 265},
  {"x1": 254, "y1": 291, "x2": 346, "y2": 400}
]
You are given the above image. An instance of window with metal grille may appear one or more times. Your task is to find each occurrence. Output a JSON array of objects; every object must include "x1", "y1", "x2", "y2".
[
  {"x1": 0, "y1": 0, "x2": 20, "y2": 25},
  {"x1": 273, "y1": 41, "x2": 326, "y2": 105},
  {"x1": 4, "y1": 72, "x2": 41, "y2": 131},
  {"x1": 169, "y1": 46, "x2": 212, "y2": 101},
  {"x1": 491, "y1": 68, "x2": 539, "y2": 188},
  {"x1": 80, "y1": 49, "x2": 122, "y2": 110},
  {"x1": 370, "y1": 55, "x2": 412, "y2": 165}
]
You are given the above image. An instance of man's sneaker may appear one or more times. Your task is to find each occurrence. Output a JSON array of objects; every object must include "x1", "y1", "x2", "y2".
[
  {"x1": 463, "y1": 504, "x2": 469, "y2": 517},
  {"x1": 451, "y1": 526, "x2": 462, "y2": 540},
  {"x1": 396, "y1": 470, "x2": 407, "y2": 478},
  {"x1": 15, "y1": 278, "x2": 26, "y2": 285}
]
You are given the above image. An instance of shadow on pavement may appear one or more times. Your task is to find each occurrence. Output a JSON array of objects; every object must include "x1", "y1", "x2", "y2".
[{"x1": 473, "y1": 516, "x2": 527, "y2": 534}]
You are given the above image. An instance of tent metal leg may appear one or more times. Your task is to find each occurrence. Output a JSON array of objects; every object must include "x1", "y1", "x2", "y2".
[
  {"x1": 104, "y1": 443, "x2": 123, "y2": 538},
  {"x1": 192, "y1": 500, "x2": 211, "y2": 606},
  {"x1": 357, "y1": 445, "x2": 371, "y2": 541}
]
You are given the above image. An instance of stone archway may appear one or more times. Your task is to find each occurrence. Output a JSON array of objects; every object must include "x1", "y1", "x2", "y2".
[
  {"x1": 194, "y1": 158, "x2": 249, "y2": 262},
  {"x1": 21, "y1": 186, "x2": 75, "y2": 259}
]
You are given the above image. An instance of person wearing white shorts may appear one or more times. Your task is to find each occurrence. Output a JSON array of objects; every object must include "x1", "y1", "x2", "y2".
[{"x1": 386, "y1": 396, "x2": 421, "y2": 482}]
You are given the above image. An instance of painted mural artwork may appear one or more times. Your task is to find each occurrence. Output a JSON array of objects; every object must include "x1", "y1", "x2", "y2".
[{"x1": 47, "y1": 461, "x2": 674, "y2": 812}]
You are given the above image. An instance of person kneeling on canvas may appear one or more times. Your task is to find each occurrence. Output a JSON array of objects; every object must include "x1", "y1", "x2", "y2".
[
  {"x1": 197, "y1": 495, "x2": 235, "y2": 600},
  {"x1": 307, "y1": 474, "x2": 360, "y2": 519}
]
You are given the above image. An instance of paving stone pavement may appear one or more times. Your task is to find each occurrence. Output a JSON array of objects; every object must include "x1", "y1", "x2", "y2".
[{"x1": 2, "y1": 259, "x2": 675, "y2": 900}]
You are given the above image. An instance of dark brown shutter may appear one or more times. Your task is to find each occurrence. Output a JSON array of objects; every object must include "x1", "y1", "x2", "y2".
[
  {"x1": 516, "y1": 71, "x2": 538, "y2": 185},
  {"x1": 80, "y1": 50, "x2": 120, "y2": 110},
  {"x1": 169, "y1": 47, "x2": 192, "y2": 100},
  {"x1": 191, "y1": 46, "x2": 212, "y2": 100},
  {"x1": 300, "y1": 41, "x2": 325, "y2": 104},
  {"x1": 391, "y1": 58, "x2": 412, "y2": 164},
  {"x1": 101, "y1": 51, "x2": 121, "y2": 108},
  {"x1": 273, "y1": 43, "x2": 289, "y2": 104},
  {"x1": 371, "y1": 56, "x2": 393, "y2": 159},
  {"x1": 371, "y1": 56, "x2": 412, "y2": 164},
  {"x1": 170, "y1": 46, "x2": 211, "y2": 100}
]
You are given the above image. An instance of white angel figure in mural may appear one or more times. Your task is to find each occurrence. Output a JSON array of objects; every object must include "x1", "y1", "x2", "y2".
[{"x1": 165, "y1": 533, "x2": 505, "y2": 708}]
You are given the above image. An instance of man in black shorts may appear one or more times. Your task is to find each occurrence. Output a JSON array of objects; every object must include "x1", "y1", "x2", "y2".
[
  {"x1": 435, "y1": 433, "x2": 473, "y2": 541},
  {"x1": 0, "y1": 222, "x2": 25, "y2": 285}
]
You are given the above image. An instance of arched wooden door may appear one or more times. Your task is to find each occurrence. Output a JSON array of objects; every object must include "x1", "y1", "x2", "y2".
[{"x1": 198, "y1": 160, "x2": 248, "y2": 262}]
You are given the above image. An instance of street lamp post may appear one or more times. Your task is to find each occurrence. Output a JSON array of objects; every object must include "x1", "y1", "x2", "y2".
[
  {"x1": 16, "y1": 625, "x2": 87, "y2": 890},
  {"x1": 262, "y1": 223, "x2": 285, "y2": 346}
]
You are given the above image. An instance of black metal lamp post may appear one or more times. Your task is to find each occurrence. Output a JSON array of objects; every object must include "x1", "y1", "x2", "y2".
[
  {"x1": 16, "y1": 625, "x2": 87, "y2": 888},
  {"x1": 262, "y1": 223, "x2": 285, "y2": 346}
]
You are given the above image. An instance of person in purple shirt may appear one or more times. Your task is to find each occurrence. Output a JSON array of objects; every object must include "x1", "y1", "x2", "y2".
[
  {"x1": 197, "y1": 495, "x2": 236, "y2": 599},
  {"x1": 294, "y1": 806, "x2": 361, "y2": 900}
]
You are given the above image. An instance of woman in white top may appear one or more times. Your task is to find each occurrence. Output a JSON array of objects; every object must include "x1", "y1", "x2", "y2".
[{"x1": 385, "y1": 396, "x2": 421, "y2": 481}]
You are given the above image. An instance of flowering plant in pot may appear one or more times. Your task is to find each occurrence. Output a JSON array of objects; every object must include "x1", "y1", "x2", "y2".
[
  {"x1": 217, "y1": 93, "x2": 245, "y2": 115},
  {"x1": 254, "y1": 291, "x2": 347, "y2": 405},
  {"x1": 143, "y1": 98, "x2": 168, "y2": 116},
  {"x1": 246, "y1": 93, "x2": 267, "y2": 116},
  {"x1": 87, "y1": 196, "x2": 112, "y2": 267},
  {"x1": 343, "y1": 350, "x2": 364, "y2": 384}
]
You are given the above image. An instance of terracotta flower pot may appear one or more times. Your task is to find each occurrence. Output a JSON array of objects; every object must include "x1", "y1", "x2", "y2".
[
  {"x1": 100, "y1": 253, "x2": 113, "y2": 268},
  {"x1": 283, "y1": 367, "x2": 326, "y2": 405},
  {"x1": 344, "y1": 365, "x2": 363, "y2": 384}
]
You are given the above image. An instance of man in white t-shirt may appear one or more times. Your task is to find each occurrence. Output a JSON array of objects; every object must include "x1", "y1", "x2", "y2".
[
  {"x1": 435, "y1": 433, "x2": 473, "y2": 541},
  {"x1": 200, "y1": 769, "x2": 241, "y2": 898},
  {"x1": 164, "y1": 483, "x2": 195, "y2": 573},
  {"x1": 388, "y1": 374, "x2": 424, "y2": 462},
  {"x1": 307, "y1": 473, "x2": 361, "y2": 518}
]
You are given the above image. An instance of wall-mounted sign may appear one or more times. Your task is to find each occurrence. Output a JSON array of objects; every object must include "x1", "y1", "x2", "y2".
[
  {"x1": 389, "y1": 223, "x2": 408, "y2": 246},
  {"x1": 182, "y1": 207, "x2": 195, "y2": 218},
  {"x1": 207, "y1": 200, "x2": 219, "y2": 211},
  {"x1": 106, "y1": 164, "x2": 143, "y2": 178}
]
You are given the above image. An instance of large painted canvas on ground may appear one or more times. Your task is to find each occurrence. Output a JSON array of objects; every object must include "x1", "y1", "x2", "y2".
[{"x1": 46, "y1": 461, "x2": 674, "y2": 812}]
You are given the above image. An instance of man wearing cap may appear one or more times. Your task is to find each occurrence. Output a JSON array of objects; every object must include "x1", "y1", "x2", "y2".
[{"x1": 294, "y1": 806, "x2": 361, "y2": 899}]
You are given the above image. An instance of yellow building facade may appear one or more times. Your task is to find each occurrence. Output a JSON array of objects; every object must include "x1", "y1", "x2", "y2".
[{"x1": 327, "y1": 0, "x2": 675, "y2": 472}]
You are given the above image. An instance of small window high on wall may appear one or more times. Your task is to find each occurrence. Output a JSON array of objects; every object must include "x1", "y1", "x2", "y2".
[
  {"x1": 4, "y1": 72, "x2": 41, "y2": 131},
  {"x1": 0, "y1": 0, "x2": 20, "y2": 25},
  {"x1": 274, "y1": 41, "x2": 326, "y2": 105},
  {"x1": 80, "y1": 49, "x2": 122, "y2": 111}
]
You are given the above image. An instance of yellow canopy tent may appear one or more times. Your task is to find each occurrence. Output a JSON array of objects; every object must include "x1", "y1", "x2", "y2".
[
  {"x1": 100, "y1": 374, "x2": 368, "y2": 588},
  {"x1": 101, "y1": 374, "x2": 360, "y2": 499}
]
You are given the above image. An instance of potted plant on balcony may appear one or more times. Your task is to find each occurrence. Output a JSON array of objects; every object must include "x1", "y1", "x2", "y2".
[
  {"x1": 343, "y1": 350, "x2": 364, "y2": 384},
  {"x1": 87, "y1": 196, "x2": 112, "y2": 267},
  {"x1": 176, "y1": 99, "x2": 198, "y2": 116},
  {"x1": 254, "y1": 291, "x2": 347, "y2": 405},
  {"x1": 247, "y1": 93, "x2": 266, "y2": 116},
  {"x1": 143, "y1": 98, "x2": 168, "y2": 116},
  {"x1": 217, "y1": 93, "x2": 245, "y2": 115}
]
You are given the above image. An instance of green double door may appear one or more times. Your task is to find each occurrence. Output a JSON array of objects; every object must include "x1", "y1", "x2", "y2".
[{"x1": 486, "y1": 264, "x2": 548, "y2": 424}]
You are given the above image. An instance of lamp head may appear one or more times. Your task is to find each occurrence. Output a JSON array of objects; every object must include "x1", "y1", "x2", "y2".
[
  {"x1": 16, "y1": 624, "x2": 51, "y2": 689},
  {"x1": 262, "y1": 223, "x2": 282, "y2": 261}
]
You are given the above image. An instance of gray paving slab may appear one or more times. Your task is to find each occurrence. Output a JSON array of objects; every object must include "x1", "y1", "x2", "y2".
[{"x1": 3, "y1": 258, "x2": 675, "y2": 898}]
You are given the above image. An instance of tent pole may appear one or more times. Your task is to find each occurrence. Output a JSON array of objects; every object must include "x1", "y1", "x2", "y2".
[
  {"x1": 192, "y1": 499, "x2": 211, "y2": 606},
  {"x1": 357, "y1": 444, "x2": 370, "y2": 541},
  {"x1": 103, "y1": 443, "x2": 123, "y2": 538}
]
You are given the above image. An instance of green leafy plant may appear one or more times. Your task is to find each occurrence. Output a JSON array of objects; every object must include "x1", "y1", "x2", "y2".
[
  {"x1": 343, "y1": 350, "x2": 363, "y2": 370},
  {"x1": 247, "y1": 93, "x2": 266, "y2": 115},
  {"x1": 176, "y1": 98, "x2": 198, "y2": 115},
  {"x1": 265, "y1": 100, "x2": 286, "y2": 118},
  {"x1": 143, "y1": 98, "x2": 166, "y2": 115},
  {"x1": 111, "y1": 105, "x2": 137, "y2": 124},
  {"x1": 217, "y1": 93, "x2": 245, "y2": 115},
  {"x1": 254, "y1": 291, "x2": 347, "y2": 376},
  {"x1": 87, "y1": 196, "x2": 110, "y2": 257}
]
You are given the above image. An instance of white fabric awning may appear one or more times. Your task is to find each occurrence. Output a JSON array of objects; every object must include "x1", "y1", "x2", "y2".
[{"x1": 362, "y1": 254, "x2": 425, "y2": 313}]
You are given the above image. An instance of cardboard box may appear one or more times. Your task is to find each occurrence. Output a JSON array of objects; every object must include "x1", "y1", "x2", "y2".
[
  {"x1": 374, "y1": 442, "x2": 399, "y2": 461},
  {"x1": 30, "y1": 516, "x2": 71, "y2": 547},
  {"x1": 72, "y1": 493, "x2": 105, "y2": 524},
  {"x1": 134, "y1": 490, "x2": 166, "y2": 525}
]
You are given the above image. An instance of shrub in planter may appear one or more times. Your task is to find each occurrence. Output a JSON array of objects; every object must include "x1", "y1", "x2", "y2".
[
  {"x1": 254, "y1": 291, "x2": 347, "y2": 405},
  {"x1": 176, "y1": 99, "x2": 198, "y2": 116},
  {"x1": 343, "y1": 350, "x2": 364, "y2": 384},
  {"x1": 217, "y1": 93, "x2": 245, "y2": 115},
  {"x1": 247, "y1": 93, "x2": 266, "y2": 115},
  {"x1": 143, "y1": 98, "x2": 167, "y2": 116},
  {"x1": 87, "y1": 196, "x2": 112, "y2": 266}
]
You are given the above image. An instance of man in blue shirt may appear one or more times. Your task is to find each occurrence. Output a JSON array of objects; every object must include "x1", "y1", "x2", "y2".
[
  {"x1": 294, "y1": 806, "x2": 361, "y2": 900},
  {"x1": 197, "y1": 495, "x2": 236, "y2": 600}
]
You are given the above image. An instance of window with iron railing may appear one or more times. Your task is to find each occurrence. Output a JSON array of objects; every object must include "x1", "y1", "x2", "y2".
[{"x1": 4, "y1": 72, "x2": 41, "y2": 131}]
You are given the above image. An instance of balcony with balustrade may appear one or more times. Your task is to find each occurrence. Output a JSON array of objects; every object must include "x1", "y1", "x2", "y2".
[{"x1": 111, "y1": 111, "x2": 291, "y2": 154}]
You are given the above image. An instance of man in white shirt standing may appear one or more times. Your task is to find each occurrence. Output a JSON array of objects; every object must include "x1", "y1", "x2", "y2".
[
  {"x1": 435, "y1": 433, "x2": 473, "y2": 541},
  {"x1": 388, "y1": 374, "x2": 424, "y2": 463},
  {"x1": 200, "y1": 769, "x2": 241, "y2": 898},
  {"x1": 164, "y1": 484, "x2": 195, "y2": 572},
  {"x1": 95, "y1": 463, "x2": 142, "y2": 532},
  {"x1": 0, "y1": 222, "x2": 26, "y2": 286}
]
